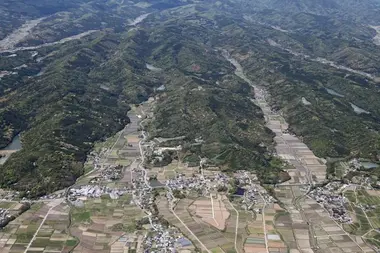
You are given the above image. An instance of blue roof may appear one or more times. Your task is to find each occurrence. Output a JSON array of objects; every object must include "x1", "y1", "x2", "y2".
[{"x1": 178, "y1": 238, "x2": 192, "y2": 247}]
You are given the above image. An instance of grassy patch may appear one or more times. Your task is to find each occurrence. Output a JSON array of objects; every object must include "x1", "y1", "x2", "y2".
[
  {"x1": 72, "y1": 210, "x2": 91, "y2": 223},
  {"x1": 66, "y1": 239, "x2": 78, "y2": 246}
]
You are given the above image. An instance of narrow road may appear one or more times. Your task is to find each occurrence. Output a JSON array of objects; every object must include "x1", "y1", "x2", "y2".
[
  {"x1": 227, "y1": 200, "x2": 240, "y2": 253},
  {"x1": 258, "y1": 193, "x2": 269, "y2": 253},
  {"x1": 170, "y1": 207, "x2": 211, "y2": 253},
  {"x1": 210, "y1": 194, "x2": 219, "y2": 227},
  {"x1": 24, "y1": 201, "x2": 61, "y2": 253}
]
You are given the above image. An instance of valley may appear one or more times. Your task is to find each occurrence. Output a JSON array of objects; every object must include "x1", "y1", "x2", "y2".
[
  {"x1": 1, "y1": 0, "x2": 380, "y2": 252},
  {"x1": 0, "y1": 17, "x2": 46, "y2": 51}
]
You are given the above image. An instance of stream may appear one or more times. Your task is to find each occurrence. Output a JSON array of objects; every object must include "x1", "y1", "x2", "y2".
[{"x1": 267, "y1": 39, "x2": 378, "y2": 81}]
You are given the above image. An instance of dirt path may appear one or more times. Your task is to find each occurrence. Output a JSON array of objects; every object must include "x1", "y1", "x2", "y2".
[
  {"x1": 226, "y1": 199, "x2": 240, "y2": 253},
  {"x1": 23, "y1": 200, "x2": 62, "y2": 253}
]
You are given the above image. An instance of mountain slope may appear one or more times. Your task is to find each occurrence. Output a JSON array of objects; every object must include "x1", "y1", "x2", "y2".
[{"x1": 1, "y1": 0, "x2": 380, "y2": 196}]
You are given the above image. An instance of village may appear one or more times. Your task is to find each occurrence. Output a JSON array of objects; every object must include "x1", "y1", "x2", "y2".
[
  {"x1": 308, "y1": 182, "x2": 352, "y2": 223},
  {"x1": 1, "y1": 97, "x2": 380, "y2": 253}
]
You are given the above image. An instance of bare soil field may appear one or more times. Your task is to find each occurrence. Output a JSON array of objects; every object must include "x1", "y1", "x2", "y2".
[
  {"x1": 188, "y1": 195, "x2": 229, "y2": 231},
  {"x1": 70, "y1": 195, "x2": 144, "y2": 253}
]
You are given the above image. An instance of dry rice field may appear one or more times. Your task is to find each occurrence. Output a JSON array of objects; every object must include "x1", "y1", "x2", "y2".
[
  {"x1": 70, "y1": 195, "x2": 144, "y2": 253},
  {"x1": 157, "y1": 196, "x2": 236, "y2": 253},
  {"x1": 188, "y1": 195, "x2": 229, "y2": 231},
  {"x1": 0, "y1": 202, "x2": 76, "y2": 253}
]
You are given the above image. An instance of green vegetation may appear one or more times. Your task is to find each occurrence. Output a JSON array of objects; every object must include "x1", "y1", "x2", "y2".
[
  {"x1": 72, "y1": 210, "x2": 91, "y2": 223},
  {"x1": 66, "y1": 239, "x2": 78, "y2": 246},
  {"x1": 111, "y1": 223, "x2": 138, "y2": 233},
  {"x1": 1, "y1": 0, "x2": 380, "y2": 196}
]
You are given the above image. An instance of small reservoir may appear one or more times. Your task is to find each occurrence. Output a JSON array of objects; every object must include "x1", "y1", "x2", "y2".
[
  {"x1": 361, "y1": 162, "x2": 379, "y2": 169},
  {"x1": 0, "y1": 135, "x2": 22, "y2": 164},
  {"x1": 235, "y1": 187, "x2": 245, "y2": 196}
]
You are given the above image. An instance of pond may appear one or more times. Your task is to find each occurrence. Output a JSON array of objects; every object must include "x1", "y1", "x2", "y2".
[
  {"x1": 361, "y1": 162, "x2": 379, "y2": 169},
  {"x1": 235, "y1": 187, "x2": 245, "y2": 196},
  {"x1": 0, "y1": 135, "x2": 22, "y2": 165},
  {"x1": 149, "y1": 179, "x2": 165, "y2": 188}
]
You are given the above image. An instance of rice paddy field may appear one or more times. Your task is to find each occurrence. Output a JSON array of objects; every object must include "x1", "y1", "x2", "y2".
[
  {"x1": 156, "y1": 194, "x2": 238, "y2": 253},
  {"x1": 0, "y1": 201, "x2": 76, "y2": 253},
  {"x1": 149, "y1": 161, "x2": 198, "y2": 182},
  {"x1": 69, "y1": 194, "x2": 145, "y2": 253},
  {"x1": 342, "y1": 187, "x2": 380, "y2": 250}
]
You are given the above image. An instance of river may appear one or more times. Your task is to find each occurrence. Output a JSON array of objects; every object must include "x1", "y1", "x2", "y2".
[
  {"x1": 0, "y1": 30, "x2": 98, "y2": 54},
  {"x1": 0, "y1": 17, "x2": 46, "y2": 51},
  {"x1": 267, "y1": 39, "x2": 379, "y2": 82}
]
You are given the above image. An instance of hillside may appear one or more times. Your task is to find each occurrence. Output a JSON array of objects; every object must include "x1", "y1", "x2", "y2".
[{"x1": 1, "y1": 0, "x2": 380, "y2": 196}]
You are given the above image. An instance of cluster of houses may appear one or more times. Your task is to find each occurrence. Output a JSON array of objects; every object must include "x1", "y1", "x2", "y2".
[
  {"x1": 130, "y1": 164, "x2": 193, "y2": 252},
  {"x1": 86, "y1": 148, "x2": 108, "y2": 171},
  {"x1": 0, "y1": 208, "x2": 11, "y2": 227},
  {"x1": 236, "y1": 171, "x2": 275, "y2": 210},
  {"x1": 309, "y1": 185, "x2": 352, "y2": 223},
  {"x1": 0, "y1": 190, "x2": 19, "y2": 201},
  {"x1": 68, "y1": 185, "x2": 128, "y2": 200},
  {"x1": 143, "y1": 216, "x2": 193, "y2": 253},
  {"x1": 89, "y1": 165, "x2": 123, "y2": 183},
  {"x1": 166, "y1": 172, "x2": 231, "y2": 196},
  {"x1": 39, "y1": 192, "x2": 65, "y2": 200},
  {"x1": 144, "y1": 225, "x2": 183, "y2": 252},
  {"x1": 131, "y1": 167, "x2": 156, "y2": 212}
]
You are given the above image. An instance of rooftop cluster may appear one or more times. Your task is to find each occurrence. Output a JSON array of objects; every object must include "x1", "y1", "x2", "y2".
[
  {"x1": 68, "y1": 185, "x2": 128, "y2": 200},
  {"x1": 309, "y1": 183, "x2": 352, "y2": 223}
]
